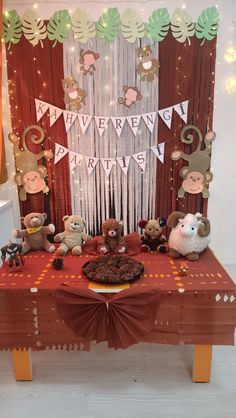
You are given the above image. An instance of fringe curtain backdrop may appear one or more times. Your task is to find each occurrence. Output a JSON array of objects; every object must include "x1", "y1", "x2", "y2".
[
  {"x1": 63, "y1": 34, "x2": 158, "y2": 235},
  {"x1": 5, "y1": 29, "x2": 216, "y2": 233}
]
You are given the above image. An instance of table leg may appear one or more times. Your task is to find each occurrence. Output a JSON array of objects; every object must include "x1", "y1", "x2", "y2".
[
  {"x1": 12, "y1": 349, "x2": 33, "y2": 381},
  {"x1": 193, "y1": 345, "x2": 212, "y2": 383}
]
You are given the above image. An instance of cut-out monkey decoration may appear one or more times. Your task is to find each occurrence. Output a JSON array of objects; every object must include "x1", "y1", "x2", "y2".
[
  {"x1": 171, "y1": 125, "x2": 216, "y2": 199},
  {"x1": 62, "y1": 76, "x2": 86, "y2": 111},
  {"x1": 79, "y1": 49, "x2": 100, "y2": 75},
  {"x1": 8, "y1": 125, "x2": 53, "y2": 202},
  {"x1": 137, "y1": 45, "x2": 159, "y2": 82},
  {"x1": 118, "y1": 86, "x2": 142, "y2": 109}
]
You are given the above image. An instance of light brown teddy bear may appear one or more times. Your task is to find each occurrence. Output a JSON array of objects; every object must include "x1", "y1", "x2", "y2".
[
  {"x1": 97, "y1": 219, "x2": 127, "y2": 254},
  {"x1": 54, "y1": 215, "x2": 91, "y2": 256},
  {"x1": 13, "y1": 212, "x2": 55, "y2": 254}
]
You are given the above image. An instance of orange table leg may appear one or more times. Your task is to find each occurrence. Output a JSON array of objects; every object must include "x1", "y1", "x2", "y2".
[
  {"x1": 193, "y1": 345, "x2": 212, "y2": 383},
  {"x1": 12, "y1": 349, "x2": 33, "y2": 381}
]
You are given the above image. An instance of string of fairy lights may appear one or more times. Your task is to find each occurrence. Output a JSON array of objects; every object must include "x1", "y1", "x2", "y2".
[{"x1": 2, "y1": 2, "x2": 233, "y2": 211}]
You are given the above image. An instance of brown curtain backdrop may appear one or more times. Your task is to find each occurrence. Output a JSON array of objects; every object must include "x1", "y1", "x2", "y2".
[
  {"x1": 5, "y1": 35, "x2": 71, "y2": 231},
  {"x1": 0, "y1": 0, "x2": 8, "y2": 185},
  {"x1": 156, "y1": 33, "x2": 216, "y2": 220}
]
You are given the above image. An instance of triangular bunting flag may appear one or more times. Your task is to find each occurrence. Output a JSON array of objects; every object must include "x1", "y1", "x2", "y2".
[
  {"x1": 132, "y1": 151, "x2": 147, "y2": 171},
  {"x1": 174, "y1": 100, "x2": 189, "y2": 123},
  {"x1": 151, "y1": 143, "x2": 165, "y2": 164},
  {"x1": 116, "y1": 156, "x2": 131, "y2": 175},
  {"x1": 84, "y1": 156, "x2": 99, "y2": 176},
  {"x1": 142, "y1": 112, "x2": 157, "y2": 133},
  {"x1": 69, "y1": 151, "x2": 83, "y2": 171},
  {"x1": 63, "y1": 111, "x2": 77, "y2": 132},
  {"x1": 35, "y1": 99, "x2": 49, "y2": 122},
  {"x1": 158, "y1": 106, "x2": 173, "y2": 129},
  {"x1": 78, "y1": 114, "x2": 93, "y2": 135},
  {"x1": 49, "y1": 105, "x2": 63, "y2": 127},
  {"x1": 100, "y1": 158, "x2": 115, "y2": 177},
  {"x1": 54, "y1": 143, "x2": 69, "y2": 165},
  {"x1": 127, "y1": 115, "x2": 141, "y2": 136},
  {"x1": 94, "y1": 116, "x2": 109, "y2": 136},
  {"x1": 111, "y1": 117, "x2": 126, "y2": 137}
]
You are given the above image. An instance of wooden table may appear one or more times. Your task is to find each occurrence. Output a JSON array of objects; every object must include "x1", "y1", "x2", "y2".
[{"x1": 0, "y1": 244, "x2": 235, "y2": 383}]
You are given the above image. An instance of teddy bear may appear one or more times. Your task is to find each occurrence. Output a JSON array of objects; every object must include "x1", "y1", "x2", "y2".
[
  {"x1": 138, "y1": 218, "x2": 167, "y2": 253},
  {"x1": 97, "y1": 219, "x2": 127, "y2": 254},
  {"x1": 13, "y1": 212, "x2": 55, "y2": 254},
  {"x1": 54, "y1": 215, "x2": 91, "y2": 256}
]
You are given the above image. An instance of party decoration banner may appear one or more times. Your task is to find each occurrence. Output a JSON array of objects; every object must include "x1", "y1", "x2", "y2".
[
  {"x1": 3, "y1": 7, "x2": 220, "y2": 49},
  {"x1": 54, "y1": 141, "x2": 166, "y2": 177},
  {"x1": 35, "y1": 99, "x2": 189, "y2": 136}
]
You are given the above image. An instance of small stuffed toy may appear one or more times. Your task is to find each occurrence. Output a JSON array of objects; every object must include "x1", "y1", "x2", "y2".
[
  {"x1": 13, "y1": 213, "x2": 55, "y2": 254},
  {"x1": 97, "y1": 219, "x2": 127, "y2": 254},
  {"x1": 138, "y1": 218, "x2": 167, "y2": 253},
  {"x1": 54, "y1": 215, "x2": 91, "y2": 256},
  {"x1": 167, "y1": 211, "x2": 211, "y2": 261}
]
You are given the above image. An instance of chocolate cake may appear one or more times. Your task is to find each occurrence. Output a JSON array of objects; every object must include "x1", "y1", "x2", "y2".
[{"x1": 82, "y1": 255, "x2": 144, "y2": 284}]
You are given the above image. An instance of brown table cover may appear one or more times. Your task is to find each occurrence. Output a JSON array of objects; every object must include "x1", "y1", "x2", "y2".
[{"x1": 0, "y1": 236, "x2": 236, "y2": 351}]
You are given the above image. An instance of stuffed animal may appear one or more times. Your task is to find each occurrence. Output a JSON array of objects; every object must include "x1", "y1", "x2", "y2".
[
  {"x1": 54, "y1": 215, "x2": 91, "y2": 256},
  {"x1": 167, "y1": 211, "x2": 211, "y2": 261},
  {"x1": 97, "y1": 219, "x2": 127, "y2": 254},
  {"x1": 13, "y1": 212, "x2": 55, "y2": 254},
  {"x1": 138, "y1": 218, "x2": 167, "y2": 253}
]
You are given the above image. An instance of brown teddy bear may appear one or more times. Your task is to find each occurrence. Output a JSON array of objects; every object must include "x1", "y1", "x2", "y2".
[
  {"x1": 138, "y1": 218, "x2": 167, "y2": 253},
  {"x1": 54, "y1": 215, "x2": 91, "y2": 256},
  {"x1": 13, "y1": 212, "x2": 55, "y2": 254},
  {"x1": 97, "y1": 219, "x2": 127, "y2": 254}
]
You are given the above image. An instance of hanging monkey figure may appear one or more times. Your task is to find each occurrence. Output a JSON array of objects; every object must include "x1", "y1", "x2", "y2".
[
  {"x1": 8, "y1": 125, "x2": 54, "y2": 202},
  {"x1": 171, "y1": 125, "x2": 216, "y2": 198}
]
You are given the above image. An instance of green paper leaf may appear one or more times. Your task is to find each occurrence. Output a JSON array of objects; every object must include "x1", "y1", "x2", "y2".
[
  {"x1": 96, "y1": 8, "x2": 120, "y2": 42},
  {"x1": 71, "y1": 8, "x2": 96, "y2": 44},
  {"x1": 146, "y1": 8, "x2": 170, "y2": 43},
  {"x1": 195, "y1": 6, "x2": 219, "y2": 45},
  {"x1": 22, "y1": 9, "x2": 47, "y2": 47},
  {"x1": 121, "y1": 9, "x2": 145, "y2": 43},
  {"x1": 171, "y1": 8, "x2": 195, "y2": 45},
  {"x1": 47, "y1": 10, "x2": 71, "y2": 47},
  {"x1": 2, "y1": 9, "x2": 22, "y2": 49}
]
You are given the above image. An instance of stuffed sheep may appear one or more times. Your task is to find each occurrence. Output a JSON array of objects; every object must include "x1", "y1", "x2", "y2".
[{"x1": 167, "y1": 212, "x2": 210, "y2": 261}]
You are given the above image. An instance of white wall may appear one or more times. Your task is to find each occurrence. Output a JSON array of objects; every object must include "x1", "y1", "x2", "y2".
[{"x1": 1, "y1": 0, "x2": 236, "y2": 264}]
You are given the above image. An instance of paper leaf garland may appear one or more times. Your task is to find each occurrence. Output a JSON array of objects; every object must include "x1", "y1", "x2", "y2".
[
  {"x1": 22, "y1": 9, "x2": 47, "y2": 47},
  {"x1": 171, "y1": 8, "x2": 195, "y2": 45},
  {"x1": 96, "y1": 8, "x2": 121, "y2": 42},
  {"x1": 121, "y1": 9, "x2": 145, "y2": 44},
  {"x1": 71, "y1": 8, "x2": 96, "y2": 44},
  {"x1": 146, "y1": 8, "x2": 170, "y2": 43},
  {"x1": 47, "y1": 10, "x2": 71, "y2": 47},
  {"x1": 2, "y1": 10, "x2": 22, "y2": 49},
  {"x1": 195, "y1": 7, "x2": 220, "y2": 46}
]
